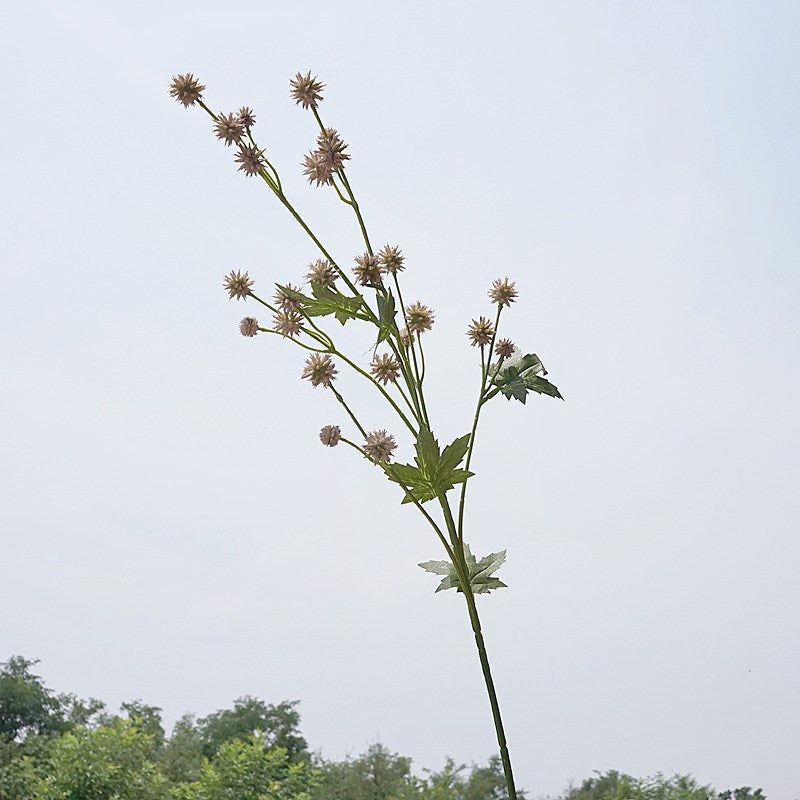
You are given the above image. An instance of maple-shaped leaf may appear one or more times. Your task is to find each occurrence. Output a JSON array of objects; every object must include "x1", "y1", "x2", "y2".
[
  {"x1": 383, "y1": 429, "x2": 473, "y2": 505},
  {"x1": 419, "y1": 545, "x2": 508, "y2": 594},
  {"x1": 293, "y1": 283, "x2": 366, "y2": 325},
  {"x1": 492, "y1": 353, "x2": 563, "y2": 403}
]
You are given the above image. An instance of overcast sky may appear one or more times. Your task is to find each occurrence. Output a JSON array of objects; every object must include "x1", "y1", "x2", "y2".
[{"x1": 2, "y1": 1, "x2": 799, "y2": 798}]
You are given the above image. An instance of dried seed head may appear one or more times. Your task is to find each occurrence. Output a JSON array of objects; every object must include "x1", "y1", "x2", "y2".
[
  {"x1": 494, "y1": 338, "x2": 515, "y2": 359},
  {"x1": 305, "y1": 258, "x2": 337, "y2": 289},
  {"x1": 234, "y1": 144, "x2": 263, "y2": 177},
  {"x1": 406, "y1": 302, "x2": 435, "y2": 334},
  {"x1": 378, "y1": 244, "x2": 405, "y2": 275},
  {"x1": 224, "y1": 270, "x2": 254, "y2": 300},
  {"x1": 467, "y1": 316, "x2": 495, "y2": 347},
  {"x1": 364, "y1": 430, "x2": 397, "y2": 464},
  {"x1": 214, "y1": 112, "x2": 245, "y2": 147},
  {"x1": 290, "y1": 71, "x2": 325, "y2": 109},
  {"x1": 353, "y1": 253, "x2": 383, "y2": 287},
  {"x1": 273, "y1": 310, "x2": 304, "y2": 337},
  {"x1": 302, "y1": 353, "x2": 337, "y2": 388},
  {"x1": 370, "y1": 353, "x2": 401, "y2": 385},
  {"x1": 316, "y1": 128, "x2": 350, "y2": 172},
  {"x1": 302, "y1": 151, "x2": 333, "y2": 186},
  {"x1": 489, "y1": 277, "x2": 518, "y2": 307},
  {"x1": 274, "y1": 284, "x2": 303, "y2": 313},
  {"x1": 169, "y1": 73, "x2": 206, "y2": 107},
  {"x1": 239, "y1": 317, "x2": 259, "y2": 337},
  {"x1": 236, "y1": 106, "x2": 256, "y2": 128},
  {"x1": 319, "y1": 424, "x2": 341, "y2": 447}
]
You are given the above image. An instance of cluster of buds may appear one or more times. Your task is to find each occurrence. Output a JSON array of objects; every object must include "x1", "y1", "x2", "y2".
[{"x1": 303, "y1": 128, "x2": 350, "y2": 186}]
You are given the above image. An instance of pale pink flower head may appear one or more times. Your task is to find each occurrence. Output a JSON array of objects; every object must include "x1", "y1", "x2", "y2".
[
  {"x1": 239, "y1": 317, "x2": 259, "y2": 337},
  {"x1": 489, "y1": 277, "x2": 518, "y2": 307},
  {"x1": 319, "y1": 425, "x2": 341, "y2": 447},
  {"x1": 236, "y1": 106, "x2": 256, "y2": 129},
  {"x1": 406, "y1": 302, "x2": 435, "y2": 334},
  {"x1": 224, "y1": 270, "x2": 254, "y2": 300},
  {"x1": 353, "y1": 253, "x2": 383, "y2": 287},
  {"x1": 467, "y1": 316, "x2": 495, "y2": 347},
  {"x1": 370, "y1": 353, "x2": 401, "y2": 385},
  {"x1": 302, "y1": 353, "x2": 338, "y2": 388},
  {"x1": 378, "y1": 244, "x2": 405, "y2": 275},
  {"x1": 273, "y1": 310, "x2": 304, "y2": 337},
  {"x1": 316, "y1": 128, "x2": 350, "y2": 172},
  {"x1": 290, "y1": 71, "x2": 325, "y2": 109},
  {"x1": 169, "y1": 73, "x2": 205, "y2": 107},
  {"x1": 364, "y1": 430, "x2": 397, "y2": 464},
  {"x1": 214, "y1": 112, "x2": 245, "y2": 147},
  {"x1": 303, "y1": 151, "x2": 333, "y2": 186},
  {"x1": 305, "y1": 258, "x2": 337, "y2": 289},
  {"x1": 274, "y1": 284, "x2": 303, "y2": 313},
  {"x1": 234, "y1": 144, "x2": 263, "y2": 177},
  {"x1": 494, "y1": 338, "x2": 515, "y2": 359}
]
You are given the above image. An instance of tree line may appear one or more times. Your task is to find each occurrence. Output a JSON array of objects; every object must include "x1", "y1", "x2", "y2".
[{"x1": 0, "y1": 656, "x2": 765, "y2": 800}]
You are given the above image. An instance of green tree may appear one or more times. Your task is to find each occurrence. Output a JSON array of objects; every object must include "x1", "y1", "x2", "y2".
[
  {"x1": 197, "y1": 697, "x2": 308, "y2": 762},
  {"x1": 160, "y1": 714, "x2": 205, "y2": 785},
  {"x1": 175, "y1": 736, "x2": 317, "y2": 800}
]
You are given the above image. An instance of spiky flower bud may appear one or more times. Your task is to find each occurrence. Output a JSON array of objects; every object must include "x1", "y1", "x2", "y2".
[
  {"x1": 319, "y1": 425, "x2": 341, "y2": 447},
  {"x1": 305, "y1": 258, "x2": 337, "y2": 289},
  {"x1": 406, "y1": 302, "x2": 435, "y2": 334},
  {"x1": 274, "y1": 284, "x2": 303, "y2": 313},
  {"x1": 398, "y1": 326, "x2": 412, "y2": 347},
  {"x1": 214, "y1": 112, "x2": 245, "y2": 147},
  {"x1": 353, "y1": 253, "x2": 383, "y2": 287},
  {"x1": 169, "y1": 73, "x2": 205, "y2": 107},
  {"x1": 467, "y1": 317, "x2": 495, "y2": 347},
  {"x1": 302, "y1": 353, "x2": 338, "y2": 388},
  {"x1": 236, "y1": 106, "x2": 256, "y2": 128},
  {"x1": 302, "y1": 151, "x2": 333, "y2": 186},
  {"x1": 378, "y1": 244, "x2": 405, "y2": 275},
  {"x1": 364, "y1": 430, "x2": 397, "y2": 464},
  {"x1": 273, "y1": 310, "x2": 304, "y2": 337},
  {"x1": 370, "y1": 353, "x2": 401, "y2": 385},
  {"x1": 488, "y1": 277, "x2": 518, "y2": 307},
  {"x1": 494, "y1": 338, "x2": 515, "y2": 359},
  {"x1": 290, "y1": 71, "x2": 325, "y2": 109},
  {"x1": 224, "y1": 270, "x2": 254, "y2": 300},
  {"x1": 316, "y1": 128, "x2": 350, "y2": 172},
  {"x1": 234, "y1": 144, "x2": 263, "y2": 177},
  {"x1": 239, "y1": 317, "x2": 259, "y2": 337}
]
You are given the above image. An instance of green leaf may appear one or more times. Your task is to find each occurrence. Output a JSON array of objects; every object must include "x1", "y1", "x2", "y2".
[
  {"x1": 305, "y1": 283, "x2": 365, "y2": 325},
  {"x1": 493, "y1": 353, "x2": 563, "y2": 403},
  {"x1": 376, "y1": 290, "x2": 397, "y2": 344},
  {"x1": 523, "y1": 374, "x2": 563, "y2": 399},
  {"x1": 499, "y1": 368, "x2": 529, "y2": 403},
  {"x1": 383, "y1": 430, "x2": 474, "y2": 504},
  {"x1": 418, "y1": 545, "x2": 508, "y2": 595}
]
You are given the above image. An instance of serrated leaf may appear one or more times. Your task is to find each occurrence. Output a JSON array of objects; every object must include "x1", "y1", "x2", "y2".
[
  {"x1": 304, "y1": 283, "x2": 365, "y2": 325},
  {"x1": 499, "y1": 369, "x2": 529, "y2": 403},
  {"x1": 523, "y1": 374, "x2": 563, "y2": 400},
  {"x1": 376, "y1": 290, "x2": 397, "y2": 344},
  {"x1": 418, "y1": 544, "x2": 509, "y2": 595}
]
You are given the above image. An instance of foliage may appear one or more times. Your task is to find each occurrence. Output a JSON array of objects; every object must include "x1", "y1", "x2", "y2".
[{"x1": 419, "y1": 546, "x2": 507, "y2": 595}]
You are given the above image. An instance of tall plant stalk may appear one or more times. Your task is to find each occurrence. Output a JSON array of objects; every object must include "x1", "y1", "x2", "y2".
[{"x1": 169, "y1": 70, "x2": 563, "y2": 799}]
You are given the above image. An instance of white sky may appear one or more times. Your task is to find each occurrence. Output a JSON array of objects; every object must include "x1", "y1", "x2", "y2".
[{"x1": 2, "y1": 1, "x2": 799, "y2": 797}]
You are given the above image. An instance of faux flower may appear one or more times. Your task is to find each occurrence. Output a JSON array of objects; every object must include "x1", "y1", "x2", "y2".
[
  {"x1": 353, "y1": 253, "x2": 382, "y2": 286},
  {"x1": 364, "y1": 430, "x2": 397, "y2": 463},
  {"x1": 494, "y1": 338, "x2": 515, "y2": 359},
  {"x1": 302, "y1": 353, "x2": 337, "y2": 387},
  {"x1": 169, "y1": 73, "x2": 205, "y2": 107},
  {"x1": 273, "y1": 310, "x2": 304, "y2": 337},
  {"x1": 214, "y1": 112, "x2": 245, "y2": 147},
  {"x1": 223, "y1": 270, "x2": 254, "y2": 300},
  {"x1": 370, "y1": 353, "x2": 401, "y2": 385},
  {"x1": 305, "y1": 258, "x2": 337, "y2": 288},
  {"x1": 406, "y1": 302, "x2": 435, "y2": 334},
  {"x1": 488, "y1": 277, "x2": 518, "y2": 307},
  {"x1": 378, "y1": 244, "x2": 405, "y2": 274},
  {"x1": 319, "y1": 425, "x2": 341, "y2": 447},
  {"x1": 234, "y1": 144, "x2": 263, "y2": 177},
  {"x1": 290, "y1": 71, "x2": 325, "y2": 109},
  {"x1": 467, "y1": 317, "x2": 495, "y2": 347},
  {"x1": 239, "y1": 317, "x2": 259, "y2": 337}
]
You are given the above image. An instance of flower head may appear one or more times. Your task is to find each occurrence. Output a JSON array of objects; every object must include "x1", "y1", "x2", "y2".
[
  {"x1": 467, "y1": 316, "x2": 495, "y2": 347},
  {"x1": 302, "y1": 353, "x2": 337, "y2": 388},
  {"x1": 489, "y1": 277, "x2": 518, "y2": 307},
  {"x1": 236, "y1": 106, "x2": 256, "y2": 128},
  {"x1": 169, "y1": 73, "x2": 205, "y2": 107},
  {"x1": 290, "y1": 71, "x2": 325, "y2": 109},
  {"x1": 316, "y1": 128, "x2": 350, "y2": 172},
  {"x1": 302, "y1": 151, "x2": 333, "y2": 186},
  {"x1": 234, "y1": 144, "x2": 263, "y2": 177},
  {"x1": 224, "y1": 270, "x2": 254, "y2": 300},
  {"x1": 305, "y1": 258, "x2": 337, "y2": 289},
  {"x1": 214, "y1": 112, "x2": 245, "y2": 147},
  {"x1": 370, "y1": 353, "x2": 401, "y2": 385},
  {"x1": 239, "y1": 317, "x2": 259, "y2": 337},
  {"x1": 274, "y1": 284, "x2": 303, "y2": 313},
  {"x1": 398, "y1": 326, "x2": 412, "y2": 347},
  {"x1": 319, "y1": 425, "x2": 341, "y2": 447},
  {"x1": 273, "y1": 310, "x2": 304, "y2": 337},
  {"x1": 353, "y1": 253, "x2": 383, "y2": 287},
  {"x1": 363, "y1": 430, "x2": 397, "y2": 464},
  {"x1": 378, "y1": 244, "x2": 405, "y2": 275},
  {"x1": 406, "y1": 302, "x2": 435, "y2": 334},
  {"x1": 494, "y1": 338, "x2": 515, "y2": 359}
]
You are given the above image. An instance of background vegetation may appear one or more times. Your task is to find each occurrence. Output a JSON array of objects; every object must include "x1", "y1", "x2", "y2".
[{"x1": 0, "y1": 657, "x2": 766, "y2": 800}]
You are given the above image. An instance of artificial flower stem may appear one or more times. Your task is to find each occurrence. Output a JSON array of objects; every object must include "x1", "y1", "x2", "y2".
[{"x1": 333, "y1": 392, "x2": 367, "y2": 439}]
